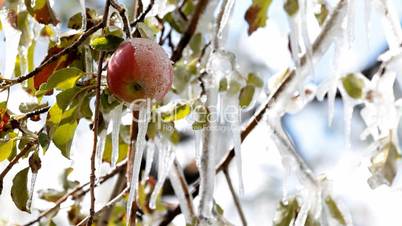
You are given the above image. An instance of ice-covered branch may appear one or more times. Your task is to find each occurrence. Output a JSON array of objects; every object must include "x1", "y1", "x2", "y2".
[
  {"x1": 110, "y1": 0, "x2": 132, "y2": 38},
  {"x1": 223, "y1": 168, "x2": 247, "y2": 226},
  {"x1": 161, "y1": 0, "x2": 348, "y2": 223}
]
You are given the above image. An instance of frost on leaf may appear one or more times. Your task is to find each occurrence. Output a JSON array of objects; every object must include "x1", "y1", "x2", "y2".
[
  {"x1": 324, "y1": 196, "x2": 347, "y2": 226},
  {"x1": 273, "y1": 198, "x2": 300, "y2": 226},
  {"x1": 341, "y1": 73, "x2": 364, "y2": 99},
  {"x1": 244, "y1": 0, "x2": 273, "y2": 35},
  {"x1": 367, "y1": 140, "x2": 401, "y2": 189}
]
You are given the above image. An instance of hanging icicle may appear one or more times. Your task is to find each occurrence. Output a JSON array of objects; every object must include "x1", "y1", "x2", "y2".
[
  {"x1": 127, "y1": 100, "x2": 151, "y2": 226},
  {"x1": 111, "y1": 104, "x2": 123, "y2": 168},
  {"x1": 143, "y1": 141, "x2": 155, "y2": 181}
]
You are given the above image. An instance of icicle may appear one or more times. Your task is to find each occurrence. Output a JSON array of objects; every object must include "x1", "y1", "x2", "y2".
[
  {"x1": 299, "y1": 0, "x2": 314, "y2": 77},
  {"x1": 198, "y1": 87, "x2": 219, "y2": 219},
  {"x1": 168, "y1": 160, "x2": 195, "y2": 224},
  {"x1": 364, "y1": 0, "x2": 372, "y2": 48},
  {"x1": 288, "y1": 16, "x2": 301, "y2": 71},
  {"x1": 143, "y1": 141, "x2": 155, "y2": 181},
  {"x1": 26, "y1": 172, "x2": 37, "y2": 210},
  {"x1": 127, "y1": 101, "x2": 150, "y2": 226},
  {"x1": 111, "y1": 104, "x2": 123, "y2": 168},
  {"x1": 194, "y1": 129, "x2": 202, "y2": 168},
  {"x1": 294, "y1": 197, "x2": 310, "y2": 226},
  {"x1": 149, "y1": 138, "x2": 175, "y2": 209},
  {"x1": 342, "y1": 97, "x2": 354, "y2": 149},
  {"x1": 378, "y1": 0, "x2": 402, "y2": 50},
  {"x1": 346, "y1": 0, "x2": 355, "y2": 48},
  {"x1": 79, "y1": 0, "x2": 87, "y2": 31},
  {"x1": 226, "y1": 95, "x2": 244, "y2": 195},
  {"x1": 216, "y1": 0, "x2": 235, "y2": 41},
  {"x1": 0, "y1": 12, "x2": 21, "y2": 79},
  {"x1": 95, "y1": 129, "x2": 107, "y2": 179}
]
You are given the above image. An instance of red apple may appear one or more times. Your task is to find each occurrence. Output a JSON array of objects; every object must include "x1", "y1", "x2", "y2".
[{"x1": 107, "y1": 38, "x2": 173, "y2": 103}]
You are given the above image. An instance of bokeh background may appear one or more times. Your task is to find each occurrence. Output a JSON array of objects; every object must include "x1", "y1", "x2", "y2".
[{"x1": 1, "y1": 0, "x2": 402, "y2": 225}]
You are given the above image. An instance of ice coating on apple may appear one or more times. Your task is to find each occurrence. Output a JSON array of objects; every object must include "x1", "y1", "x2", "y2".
[{"x1": 107, "y1": 38, "x2": 173, "y2": 103}]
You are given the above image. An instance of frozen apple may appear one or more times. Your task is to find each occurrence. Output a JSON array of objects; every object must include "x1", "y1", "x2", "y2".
[{"x1": 107, "y1": 38, "x2": 173, "y2": 103}]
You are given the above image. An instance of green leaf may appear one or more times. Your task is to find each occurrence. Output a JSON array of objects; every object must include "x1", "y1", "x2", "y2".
[
  {"x1": 11, "y1": 167, "x2": 30, "y2": 212},
  {"x1": 137, "y1": 22, "x2": 157, "y2": 40},
  {"x1": 189, "y1": 33, "x2": 203, "y2": 55},
  {"x1": 273, "y1": 198, "x2": 300, "y2": 226},
  {"x1": 247, "y1": 73, "x2": 264, "y2": 88},
  {"x1": 102, "y1": 133, "x2": 128, "y2": 164},
  {"x1": 27, "y1": 40, "x2": 36, "y2": 72},
  {"x1": 245, "y1": 0, "x2": 273, "y2": 35},
  {"x1": 239, "y1": 85, "x2": 255, "y2": 108},
  {"x1": 160, "y1": 103, "x2": 192, "y2": 122},
  {"x1": 79, "y1": 93, "x2": 93, "y2": 119},
  {"x1": 37, "y1": 67, "x2": 84, "y2": 95},
  {"x1": 90, "y1": 35, "x2": 124, "y2": 51},
  {"x1": 315, "y1": 2, "x2": 329, "y2": 26},
  {"x1": 284, "y1": 0, "x2": 299, "y2": 16},
  {"x1": 325, "y1": 196, "x2": 347, "y2": 225},
  {"x1": 38, "y1": 132, "x2": 50, "y2": 151},
  {"x1": 52, "y1": 120, "x2": 78, "y2": 159},
  {"x1": 56, "y1": 87, "x2": 81, "y2": 111},
  {"x1": 227, "y1": 79, "x2": 242, "y2": 96},
  {"x1": 0, "y1": 138, "x2": 15, "y2": 161},
  {"x1": 29, "y1": 151, "x2": 41, "y2": 173},
  {"x1": 67, "y1": 8, "x2": 98, "y2": 30},
  {"x1": 341, "y1": 73, "x2": 364, "y2": 99}
]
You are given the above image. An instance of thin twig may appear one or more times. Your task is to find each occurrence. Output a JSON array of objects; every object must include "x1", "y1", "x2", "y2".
[
  {"x1": 170, "y1": 0, "x2": 209, "y2": 62},
  {"x1": 77, "y1": 187, "x2": 130, "y2": 226},
  {"x1": 110, "y1": 0, "x2": 132, "y2": 38},
  {"x1": 87, "y1": 2, "x2": 112, "y2": 224},
  {"x1": 23, "y1": 160, "x2": 127, "y2": 226},
  {"x1": 0, "y1": 142, "x2": 36, "y2": 194},
  {"x1": 0, "y1": 21, "x2": 104, "y2": 91},
  {"x1": 172, "y1": 159, "x2": 195, "y2": 218},
  {"x1": 98, "y1": 171, "x2": 126, "y2": 226},
  {"x1": 130, "y1": 0, "x2": 155, "y2": 28},
  {"x1": 223, "y1": 168, "x2": 247, "y2": 226}
]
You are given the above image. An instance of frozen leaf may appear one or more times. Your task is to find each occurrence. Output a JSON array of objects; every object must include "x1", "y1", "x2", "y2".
[
  {"x1": 239, "y1": 85, "x2": 255, "y2": 109},
  {"x1": 244, "y1": 0, "x2": 273, "y2": 35},
  {"x1": 0, "y1": 138, "x2": 15, "y2": 161},
  {"x1": 160, "y1": 102, "x2": 192, "y2": 122},
  {"x1": 164, "y1": 10, "x2": 188, "y2": 33},
  {"x1": 67, "y1": 8, "x2": 98, "y2": 30},
  {"x1": 341, "y1": 73, "x2": 364, "y2": 99},
  {"x1": 314, "y1": 2, "x2": 328, "y2": 26},
  {"x1": 11, "y1": 167, "x2": 30, "y2": 212},
  {"x1": 137, "y1": 22, "x2": 157, "y2": 40},
  {"x1": 368, "y1": 141, "x2": 400, "y2": 188},
  {"x1": 19, "y1": 102, "x2": 48, "y2": 114},
  {"x1": 284, "y1": 0, "x2": 299, "y2": 16},
  {"x1": 219, "y1": 78, "x2": 229, "y2": 92},
  {"x1": 190, "y1": 33, "x2": 204, "y2": 55},
  {"x1": 273, "y1": 198, "x2": 300, "y2": 226},
  {"x1": 247, "y1": 72, "x2": 264, "y2": 88},
  {"x1": 90, "y1": 35, "x2": 124, "y2": 51},
  {"x1": 27, "y1": 40, "x2": 36, "y2": 72},
  {"x1": 325, "y1": 196, "x2": 347, "y2": 225},
  {"x1": 24, "y1": 0, "x2": 59, "y2": 25},
  {"x1": 38, "y1": 189, "x2": 66, "y2": 202}
]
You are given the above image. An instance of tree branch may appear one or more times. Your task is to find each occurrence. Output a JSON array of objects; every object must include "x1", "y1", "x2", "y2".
[
  {"x1": 23, "y1": 160, "x2": 127, "y2": 226},
  {"x1": 0, "y1": 21, "x2": 105, "y2": 91},
  {"x1": 77, "y1": 187, "x2": 130, "y2": 226},
  {"x1": 223, "y1": 168, "x2": 247, "y2": 226},
  {"x1": 170, "y1": 0, "x2": 209, "y2": 62},
  {"x1": 110, "y1": 0, "x2": 132, "y2": 38}
]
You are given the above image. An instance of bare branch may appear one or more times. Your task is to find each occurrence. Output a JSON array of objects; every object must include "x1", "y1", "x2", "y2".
[
  {"x1": 223, "y1": 168, "x2": 247, "y2": 226},
  {"x1": 23, "y1": 160, "x2": 127, "y2": 226}
]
